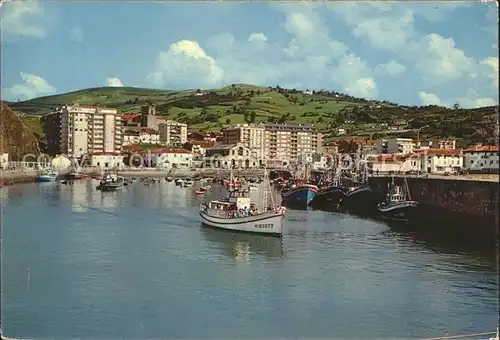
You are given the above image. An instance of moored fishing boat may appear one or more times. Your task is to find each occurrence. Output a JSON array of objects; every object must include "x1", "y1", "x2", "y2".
[
  {"x1": 377, "y1": 177, "x2": 418, "y2": 221},
  {"x1": 281, "y1": 183, "x2": 318, "y2": 207},
  {"x1": 66, "y1": 169, "x2": 83, "y2": 180},
  {"x1": 37, "y1": 169, "x2": 58, "y2": 182},
  {"x1": 183, "y1": 178, "x2": 194, "y2": 187},
  {"x1": 199, "y1": 169, "x2": 286, "y2": 236},
  {"x1": 96, "y1": 173, "x2": 124, "y2": 191},
  {"x1": 165, "y1": 176, "x2": 173, "y2": 182},
  {"x1": 175, "y1": 178, "x2": 184, "y2": 186}
]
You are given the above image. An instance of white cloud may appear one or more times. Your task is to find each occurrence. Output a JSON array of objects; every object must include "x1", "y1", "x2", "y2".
[
  {"x1": 415, "y1": 33, "x2": 475, "y2": 82},
  {"x1": 0, "y1": 0, "x2": 45, "y2": 38},
  {"x1": 69, "y1": 26, "x2": 83, "y2": 43},
  {"x1": 146, "y1": 40, "x2": 223, "y2": 88},
  {"x1": 248, "y1": 32, "x2": 268, "y2": 43},
  {"x1": 419, "y1": 89, "x2": 497, "y2": 109},
  {"x1": 375, "y1": 60, "x2": 406, "y2": 77},
  {"x1": 480, "y1": 56, "x2": 499, "y2": 88},
  {"x1": 5, "y1": 72, "x2": 56, "y2": 100},
  {"x1": 418, "y1": 91, "x2": 444, "y2": 106},
  {"x1": 106, "y1": 78, "x2": 124, "y2": 87}
]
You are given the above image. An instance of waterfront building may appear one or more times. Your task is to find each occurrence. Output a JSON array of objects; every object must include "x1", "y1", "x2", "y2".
[
  {"x1": 463, "y1": 145, "x2": 499, "y2": 173},
  {"x1": 222, "y1": 123, "x2": 323, "y2": 167},
  {"x1": 376, "y1": 138, "x2": 415, "y2": 154},
  {"x1": 323, "y1": 141, "x2": 339, "y2": 156},
  {"x1": 222, "y1": 123, "x2": 266, "y2": 159},
  {"x1": 263, "y1": 123, "x2": 323, "y2": 167},
  {"x1": 182, "y1": 140, "x2": 215, "y2": 159},
  {"x1": 152, "y1": 148, "x2": 192, "y2": 169},
  {"x1": 367, "y1": 154, "x2": 421, "y2": 174},
  {"x1": 42, "y1": 104, "x2": 123, "y2": 160},
  {"x1": 418, "y1": 149, "x2": 463, "y2": 174},
  {"x1": 123, "y1": 129, "x2": 160, "y2": 146},
  {"x1": 0, "y1": 152, "x2": 8, "y2": 169},
  {"x1": 337, "y1": 139, "x2": 375, "y2": 154},
  {"x1": 158, "y1": 120, "x2": 188, "y2": 146},
  {"x1": 88, "y1": 153, "x2": 125, "y2": 169},
  {"x1": 204, "y1": 143, "x2": 261, "y2": 169}
]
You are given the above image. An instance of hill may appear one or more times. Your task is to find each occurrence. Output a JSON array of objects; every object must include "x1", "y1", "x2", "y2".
[
  {"x1": 0, "y1": 103, "x2": 42, "y2": 159},
  {"x1": 5, "y1": 84, "x2": 499, "y2": 147}
]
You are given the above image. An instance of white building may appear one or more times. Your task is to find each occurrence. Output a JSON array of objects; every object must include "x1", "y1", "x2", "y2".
[
  {"x1": 419, "y1": 149, "x2": 463, "y2": 174},
  {"x1": 367, "y1": 154, "x2": 421, "y2": 174},
  {"x1": 204, "y1": 143, "x2": 262, "y2": 169},
  {"x1": 463, "y1": 145, "x2": 499, "y2": 173},
  {"x1": 376, "y1": 138, "x2": 415, "y2": 154},
  {"x1": 0, "y1": 153, "x2": 8, "y2": 169},
  {"x1": 42, "y1": 104, "x2": 123, "y2": 160},
  {"x1": 155, "y1": 149, "x2": 192, "y2": 169},
  {"x1": 158, "y1": 120, "x2": 188, "y2": 146},
  {"x1": 123, "y1": 129, "x2": 160, "y2": 146},
  {"x1": 89, "y1": 153, "x2": 125, "y2": 169}
]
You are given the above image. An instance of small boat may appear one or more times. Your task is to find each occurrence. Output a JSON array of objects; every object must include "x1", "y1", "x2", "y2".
[
  {"x1": 377, "y1": 177, "x2": 418, "y2": 221},
  {"x1": 281, "y1": 183, "x2": 318, "y2": 207},
  {"x1": 165, "y1": 176, "x2": 173, "y2": 182},
  {"x1": 37, "y1": 169, "x2": 58, "y2": 182},
  {"x1": 175, "y1": 178, "x2": 184, "y2": 186},
  {"x1": 183, "y1": 178, "x2": 194, "y2": 187},
  {"x1": 200, "y1": 185, "x2": 211, "y2": 191},
  {"x1": 310, "y1": 184, "x2": 347, "y2": 207},
  {"x1": 66, "y1": 170, "x2": 83, "y2": 180},
  {"x1": 199, "y1": 169, "x2": 286, "y2": 236},
  {"x1": 97, "y1": 173, "x2": 124, "y2": 191},
  {"x1": 195, "y1": 190, "x2": 206, "y2": 195}
]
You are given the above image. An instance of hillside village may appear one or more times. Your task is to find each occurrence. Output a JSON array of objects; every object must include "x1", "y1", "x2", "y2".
[{"x1": 1, "y1": 84, "x2": 498, "y2": 175}]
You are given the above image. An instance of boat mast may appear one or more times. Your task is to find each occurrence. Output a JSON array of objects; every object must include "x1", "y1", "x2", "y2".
[{"x1": 405, "y1": 177, "x2": 412, "y2": 201}]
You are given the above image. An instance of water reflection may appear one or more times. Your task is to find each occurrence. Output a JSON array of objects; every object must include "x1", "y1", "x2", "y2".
[{"x1": 200, "y1": 227, "x2": 284, "y2": 260}]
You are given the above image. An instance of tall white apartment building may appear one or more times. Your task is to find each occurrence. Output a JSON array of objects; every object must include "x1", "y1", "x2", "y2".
[
  {"x1": 222, "y1": 123, "x2": 266, "y2": 158},
  {"x1": 376, "y1": 138, "x2": 415, "y2": 154},
  {"x1": 222, "y1": 123, "x2": 323, "y2": 167},
  {"x1": 158, "y1": 120, "x2": 188, "y2": 146},
  {"x1": 42, "y1": 104, "x2": 123, "y2": 159}
]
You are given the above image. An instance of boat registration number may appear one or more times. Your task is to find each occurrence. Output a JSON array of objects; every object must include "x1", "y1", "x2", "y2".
[{"x1": 255, "y1": 223, "x2": 273, "y2": 229}]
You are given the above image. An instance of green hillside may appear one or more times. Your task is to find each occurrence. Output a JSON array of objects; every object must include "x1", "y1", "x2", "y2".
[{"x1": 5, "y1": 84, "x2": 498, "y2": 147}]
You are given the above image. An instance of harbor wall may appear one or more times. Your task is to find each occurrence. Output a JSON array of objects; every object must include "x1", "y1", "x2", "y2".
[{"x1": 368, "y1": 176, "x2": 499, "y2": 231}]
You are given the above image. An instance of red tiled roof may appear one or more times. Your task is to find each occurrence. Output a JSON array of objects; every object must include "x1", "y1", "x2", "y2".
[
  {"x1": 418, "y1": 149, "x2": 463, "y2": 156},
  {"x1": 89, "y1": 152, "x2": 122, "y2": 156},
  {"x1": 463, "y1": 145, "x2": 499, "y2": 152},
  {"x1": 124, "y1": 131, "x2": 140, "y2": 136},
  {"x1": 122, "y1": 113, "x2": 141, "y2": 120},
  {"x1": 188, "y1": 140, "x2": 215, "y2": 148}
]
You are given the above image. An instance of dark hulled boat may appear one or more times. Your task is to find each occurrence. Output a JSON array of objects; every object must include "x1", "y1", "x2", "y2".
[
  {"x1": 377, "y1": 178, "x2": 418, "y2": 221},
  {"x1": 309, "y1": 184, "x2": 347, "y2": 208}
]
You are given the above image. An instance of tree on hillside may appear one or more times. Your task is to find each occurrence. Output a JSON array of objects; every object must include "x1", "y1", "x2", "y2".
[
  {"x1": 453, "y1": 103, "x2": 460, "y2": 110},
  {"x1": 250, "y1": 110, "x2": 256, "y2": 123},
  {"x1": 225, "y1": 118, "x2": 231, "y2": 125}
]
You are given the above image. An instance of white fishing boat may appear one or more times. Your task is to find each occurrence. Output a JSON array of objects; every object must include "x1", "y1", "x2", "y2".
[
  {"x1": 175, "y1": 178, "x2": 184, "y2": 186},
  {"x1": 37, "y1": 168, "x2": 58, "y2": 182},
  {"x1": 199, "y1": 169, "x2": 286, "y2": 236},
  {"x1": 183, "y1": 178, "x2": 194, "y2": 187}
]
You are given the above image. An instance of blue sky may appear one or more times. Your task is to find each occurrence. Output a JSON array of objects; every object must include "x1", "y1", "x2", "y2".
[{"x1": 1, "y1": 1, "x2": 498, "y2": 108}]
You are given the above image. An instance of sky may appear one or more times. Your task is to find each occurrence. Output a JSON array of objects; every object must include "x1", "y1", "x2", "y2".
[{"x1": 1, "y1": 0, "x2": 498, "y2": 108}]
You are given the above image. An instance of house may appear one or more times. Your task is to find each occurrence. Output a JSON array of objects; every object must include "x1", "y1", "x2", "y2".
[
  {"x1": 418, "y1": 149, "x2": 463, "y2": 174},
  {"x1": 338, "y1": 139, "x2": 375, "y2": 154},
  {"x1": 366, "y1": 154, "x2": 421, "y2": 174},
  {"x1": 204, "y1": 143, "x2": 262, "y2": 169},
  {"x1": 463, "y1": 145, "x2": 499, "y2": 173},
  {"x1": 154, "y1": 148, "x2": 193, "y2": 169},
  {"x1": 302, "y1": 89, "x2": 313, "y2": 95},
  {"x1": 182, "y1": 140, "x2": 215, "y2": 158},
  {"x1": 122, "y1": 113, "x2": 142, "y2": 128},
  {"x1": 88, "y1": 153, "x2": 125, "y2": 169},
  {"x1": 0, "y1": 153, "x2": 8, "y2": 169},
  {"x1": 323, "y1": 142, "x2": 339, "y2": 156},
  {"x1": 123, "y1": 129, "x2": 160, "y2": 146},
  {"x1": 336, "y1": 128, "x2": 346, "y2": 136},
  {"x1": 376, "y1": 138, "x2": 415, "y2": 154}
]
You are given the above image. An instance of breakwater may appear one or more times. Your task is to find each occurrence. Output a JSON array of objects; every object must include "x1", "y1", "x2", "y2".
[{"x1": 369, "y1": 176, "x2": 499, "y2": 233}]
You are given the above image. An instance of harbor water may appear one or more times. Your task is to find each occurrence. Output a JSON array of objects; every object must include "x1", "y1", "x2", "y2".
[{"x1": 1, "y1": 180, "x2": 498, "y2": 339}]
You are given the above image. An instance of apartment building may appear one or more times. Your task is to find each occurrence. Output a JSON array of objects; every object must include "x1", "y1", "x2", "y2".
[
  {"x1": 463, "y1": 145, "x2": 499, "y2": 173},
  {"x1": 158, "y1": 120, "x2": 188, "y2": 146},
  {"x1": 42, "y1": 104, "x2": 123, "y2": 159},
  {"x1": 222, "y1": 123, "x2": 266, "y2": 158},
  {"x1": 222, "y1": 123, "x2": 323, "y2": 167},
  {"x1": 376, "y1": 138, "x2": 415, "y2": 154}
]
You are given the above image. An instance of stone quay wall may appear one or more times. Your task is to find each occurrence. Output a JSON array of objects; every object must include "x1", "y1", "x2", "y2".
[{"x1": 369, "y1": 176, "x2": 499, "y2": 231}]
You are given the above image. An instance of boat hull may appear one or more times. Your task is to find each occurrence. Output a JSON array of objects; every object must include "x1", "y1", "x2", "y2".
[
  {"x1": 98, "y1": 183, "x2": 124, "y2": 191},
  {"x1": 281, "y1": 185, "x2": 317, "y2": 207},
  {"x1": 378, "y1": 201, "x2": 419, "y2": 221},
  {"x1": 38, "y1": 176, "x2": 57, "y2": 182},
  {"x1": 310, "y1": 186, "x2": 346, "y2": 207},
  {"x1": 199, "y1": 210, "x2": 285, "y2": 236},
  {"x1": 342, "y1": 186, "x2": 381, "y2": 212}
]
